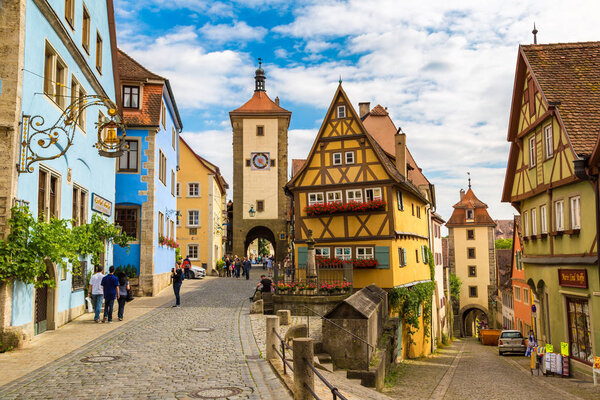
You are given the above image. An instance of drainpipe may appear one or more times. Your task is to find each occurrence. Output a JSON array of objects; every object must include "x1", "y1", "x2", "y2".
[{"x1": 573, "y1": 158, "x2": 600, "y2": 291}]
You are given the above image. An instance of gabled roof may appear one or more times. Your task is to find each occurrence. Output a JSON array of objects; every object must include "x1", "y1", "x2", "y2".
[
  {"x1": 452, "y1": 188, "x2": 487, "y2": 209},
  {"x1": 179, "y1": 136, "x2": 229, "y2": 194},
  {"x1": 446, "y1": 188, "x2": 496, "y2": 227},
  {"x1": 497, "y1": 248, "x2": 513, "y2": 290},
  {"x1": 494, "y1": 219, "x2": 514, "y2": 240},
  {"x1": 230, "y1": 91, "x2": 291, "y2": 115},
  {"x1": 291, "y1": 159, "x2": 306, "y2": 177},
  {"x1": 325, "y1": 284, "x2": 387, "y2": 319},
  {"x1": 117, "y1": 48, "x2": 164, "y2": 82}
]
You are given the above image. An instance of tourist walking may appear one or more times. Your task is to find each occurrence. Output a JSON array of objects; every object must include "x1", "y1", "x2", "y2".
[
  {"x1": 225, "y1": 256, "x2": 232, "y2": 277},
  {"x1": 182, "y1": 255, "x2": 192, "y2": 279},
  {"x1": 234, "y1": 257, "x2": 242, "y2": 279},
  {"x1": 267, "y1": 257, "x2": 273, "y2": 277},
  {"x1": 171, "y1": 262, "x2": 183, "y2": 307},
  {"x1": 116, "y1": 271, "x2": 130, "y2": 321},
  {"x1": 101, "y1": 266, "x2": 120, "y2": 323},
  {"x1": 243, "y1": 257, "x2": 252, "y2": 281},
  {"x1": 88, "y1": 265, "x2": 105, "y2": 323}
]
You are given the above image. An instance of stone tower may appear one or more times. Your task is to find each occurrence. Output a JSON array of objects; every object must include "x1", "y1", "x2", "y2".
[{"x1": 229, "y1": 62, "x2": 291, "y2": 261}]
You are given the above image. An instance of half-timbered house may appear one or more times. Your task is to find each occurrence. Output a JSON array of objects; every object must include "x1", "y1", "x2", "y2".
[{"x1": 502, "y1": 42, "x2": 600, "y2": 374}]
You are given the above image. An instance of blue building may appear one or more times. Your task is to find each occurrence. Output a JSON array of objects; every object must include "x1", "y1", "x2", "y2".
[
  {"x1": 0, "y1": 0, "x2": 119, "y2": 341},
  {"x1": 113, "y1": 49, "x2": 182, "y2": 296}
]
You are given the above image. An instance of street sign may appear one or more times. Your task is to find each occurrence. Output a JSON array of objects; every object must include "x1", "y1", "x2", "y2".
[
  {"x1": 545, "y1": 344, "x2": 554, "y2": 353},
  {"x1": 531, "y1": 304, "x2": 536, "y2": 313},
  {"x1": 561, "y1": 342, "x2": 569, "y2": 356}
]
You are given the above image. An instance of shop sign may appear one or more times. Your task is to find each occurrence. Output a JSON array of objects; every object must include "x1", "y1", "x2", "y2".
[
  {"x1": 594, "y1": 356, "x2": 600, "y2": 370},
  {"x1": 560, "y1": 342, "x2": 569, "y2": 356},
  {"x1": 558, "y1": 269, "x2": 588, "y2": 289},
  {"x1": 92, "y1": 193, "x2": 112, "y2": 216},
  {"x1": 545, "y1": 344, "x2": 554, "y2": 353}
]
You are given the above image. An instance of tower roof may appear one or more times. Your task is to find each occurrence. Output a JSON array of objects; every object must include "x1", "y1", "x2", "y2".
[
  {"x1": 446, "y1": 188, "x2": 496, "y2": 227},
  {"x1": 230, "y1": 90, "x2": 290, "y2": 115}
]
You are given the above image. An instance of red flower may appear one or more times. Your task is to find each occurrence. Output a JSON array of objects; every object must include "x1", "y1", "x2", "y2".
[{"x1": 304, "y1": 200, "x2": 386, "y2": 216}]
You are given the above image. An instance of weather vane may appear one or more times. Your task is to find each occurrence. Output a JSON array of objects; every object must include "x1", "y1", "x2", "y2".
[
  {"x1": 467, "y1": 172, "x2": 471, "y2": 189},
  {"x1": 258, "y1": 57, "x2": 262, "y2": 68}
]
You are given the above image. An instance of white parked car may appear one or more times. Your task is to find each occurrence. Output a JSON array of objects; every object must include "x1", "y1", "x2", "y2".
[{"x1": 189, "y1": 265, "x2": 206, "y2": 279}]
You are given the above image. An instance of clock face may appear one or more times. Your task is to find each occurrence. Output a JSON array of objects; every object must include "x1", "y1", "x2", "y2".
[{"x1": 251, "y1": 152, "x2": 270, "y2": 170}]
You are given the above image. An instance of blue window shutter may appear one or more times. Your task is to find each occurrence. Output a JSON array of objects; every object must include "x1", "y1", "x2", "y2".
[
  {"x1": 297, "y1": 247, "x2": 308, "y2": 268},
  {"x1": 375, "y1": 246, "x2": 390, "y2": 269}
]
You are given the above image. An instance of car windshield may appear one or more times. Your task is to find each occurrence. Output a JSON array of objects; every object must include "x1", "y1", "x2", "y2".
[{"x1": 501, "y1": 332, "x2": 523, "y2": 338}]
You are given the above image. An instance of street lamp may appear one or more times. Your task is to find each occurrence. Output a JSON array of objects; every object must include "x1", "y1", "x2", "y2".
[{"x1": 248, "y1": 205, "x2": 256, "y2": 218}]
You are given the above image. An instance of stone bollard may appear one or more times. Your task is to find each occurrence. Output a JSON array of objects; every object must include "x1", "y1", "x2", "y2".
[
  {"x1": 266, "y1": 316, "x2": 280, "y2": 360},
  {"x1": 277, "y1": 309, "x2": 291, "y2": 325},
  {"x1": 293, "y1": 337, "x2": 314, "y2": 400},
  {"x1": 250, "y1": 299, "x2": 264, "y2": 314}
]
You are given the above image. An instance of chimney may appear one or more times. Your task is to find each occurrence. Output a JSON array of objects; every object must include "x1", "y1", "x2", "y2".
[
  {"x1": 394, "y1": 131, "x2": 407, "y2": 178},
  {"x1": 275, "y1": 96, "x2": 280, "y2": 105},
  {"x1": 460, "y1": 189, "x2": 465, "y2": 200},
  {"x1": 359, "y1": 102, "x2": 370, "y2": 118}
]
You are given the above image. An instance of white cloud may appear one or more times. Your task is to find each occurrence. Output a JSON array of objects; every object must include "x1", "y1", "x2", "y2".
[{"x1": 199, "y1": 21, "x2": 268, "y2": 43}]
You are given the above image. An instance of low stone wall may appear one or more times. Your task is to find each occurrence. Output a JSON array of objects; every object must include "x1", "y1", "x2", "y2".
[
  {"x1": 56, "y1": 304, "x2": 86, "y2": 328},
  {"x1": 273, "y1": 293, "x2": 350, "y2": 316},
  {"x1": 132, "y1": 272, "x2": 172, "y2": 297}
]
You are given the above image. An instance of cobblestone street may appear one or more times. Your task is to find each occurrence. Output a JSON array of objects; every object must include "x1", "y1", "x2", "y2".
[
  {"x1": 0, "y1": 277, "x2": 290, "y2": 400},
  {"x1": 384, "y1": 338, "x2": 600, "y2": 400}
]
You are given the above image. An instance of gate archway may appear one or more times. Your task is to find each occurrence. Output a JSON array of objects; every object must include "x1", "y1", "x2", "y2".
[
  {"x1": 459, "y1": 304, "x2": 489, "y2": 337},
  {"x1": 244, "y1": 226, "x2": 276, "y2": 259}
]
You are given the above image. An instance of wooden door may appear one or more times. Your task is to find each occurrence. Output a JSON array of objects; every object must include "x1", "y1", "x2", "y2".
[{"x1": 34, "y1": 285, "x2": 48, "y2": 335}]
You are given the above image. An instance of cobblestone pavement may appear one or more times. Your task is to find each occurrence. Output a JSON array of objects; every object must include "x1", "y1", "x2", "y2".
[
  {"x1": 0, "y1": 278, "x2": 290, "y2": 400},
  {"x1": 385, "y1": 338, "x2": 600, "y2": 400}
]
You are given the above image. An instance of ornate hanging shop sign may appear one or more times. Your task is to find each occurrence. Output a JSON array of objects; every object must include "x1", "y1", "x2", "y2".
[{"x1": 18, "y1": 95, "x2": 127, "y2": 173}]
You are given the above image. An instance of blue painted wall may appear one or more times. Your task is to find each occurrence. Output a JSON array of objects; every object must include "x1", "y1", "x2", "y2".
[{"x1": 11, "y1": 0, "x2": 117, "y2": 327}]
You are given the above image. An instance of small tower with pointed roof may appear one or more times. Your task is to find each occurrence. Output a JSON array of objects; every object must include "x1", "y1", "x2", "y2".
[
  {"x1": 229, "y1": 61, "x2": 291, "y2": 261},
  {"x1": 446, "y1": 182, "x2": 498, "y2": 336}
]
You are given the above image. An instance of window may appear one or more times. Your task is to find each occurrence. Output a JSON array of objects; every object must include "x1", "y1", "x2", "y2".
[
  {"x1": 337, "y1": 105, "x2": 346, "y2": 119},
  {"x1": 345, "y1": 152, "x2": 355, "y2": 164},
  {"x1": 531, "y1": 208, "x2": 538, "y2": 235},
  {"x1": 514, "y1": 286, "x2": 521, "y2": 301},
  {"x1": 115, "y1": 207, "x2": 138, "y2": 239},
  {"x1": 467, "y1": 229, "x2": 475, "y2": 240},
  {"x1": 72, "y1": 261, "x2": 86, "y2": 291},
  {"x1": 161, "y1": 101, "x2": 167, "y2": 129},
  {"x1": 468, "y1": 266, "x2": 476, "y2": 277},
  {"x1": 159, "y1": 151, "x2": 167, "y2": 185},
  {"x1": 365, "y1": 188, "x2": 382, "y2": 202},
  {"x1": 65, "y1": 0, "x2": 75, "y2": 27},
  {"x1": 566, "y1": 297, "x2": 593, "y2": 364},
  {"x1": 70, "y1": 76, "x2": 86, "y2": 130},
  {"x1": 398, "y1": 248, "x2": 407, "y2": 267},
  {"x1": 172, "y1": 127, "x2": 176, "y2": 150},
  {"x1": 412, "y1": 203, "x2": 415, "y2": 216},
  {"x1": 176, "y1": 210, "x2": 181, "y2": 226},
  {"x1": 82, "y1": 5, "x2": 90, "y2": 52},
  {"x1": 523, "y1": 288, "x2": 530, "y2": 305},
  {"x1": 118, "y1": 139, "x2": 139, "y2": 172},
  {"x1": 326, "y1": 191, "x2": 342, "y2": 203},
  {"x1": 421, "y1": 245, "x2": 427, "y2": 264},
  {"x1": 467, "y1": 248, "x2": 475, "y2": 259},
  {"x1": 123, "y1": 86, "x2": 140, "y2": 109},
  {"x1": 334, "y1": 247, "x2": 351, "y2": 260},
  {"x1": 397, "y1": 191, "x2": 404, "y2": 211},
  {"x1": 270, "y1": 159, "x2": 275, "y2": 167},
  {"x1": 171, "y1": 170, "x2": 175, "y2": 196},
  {"x1": 256, "y1": 126, "x2": 264, "y2": 136},
  {"x1": 544, "y1": 125, "x2": 553, "y2": 159},
  {"x1": 466, "y1": 209, "x2": 474, "y2": 220},
  {"x1": 555, "y1": 200, "x2": 564, "y2": 231},
  {"x1": 515, "y1": 250, "x2": 522, "y2": 270},
  {"x1": 469, "y1": 286, "x2": 478, "y2": 298},
  {"x1": 570, "y1": 196, "x2": 581, "y2": 229},
  {"x1": 187, "y1": 244, "x2": 199, "y2": 260},
  {"x1": 540, "y1": 205, "x2": 548, "y2": 234},
  {"x1": 346, "y1": 189, "x2": 362, "y2": 203},
  {"x1": 529, "y1": 136, "x2": 536, "y2": 167},
  {"x1": 332, "y1": 152, "x2": 342, "y2": 165},
  {"x1": 356, "y1": 247, "x2": 374, "y2": 260},
  {"x1": 72, "y1": 185, "x2": 88, "y2": 226},
  {"x1": 416, "y1": 206, "x2": 421, "y2": 218},
  {"x1": 256, "y1": 200, "x2": 264, "y2": 212},
  {"x1": 246, "y1": 159, "x2": 251, "y2": 167},
  {"x1": 315, "y1": 247, "x2": 330, "y2": 258},
  {"x1": 415, "y1": 249, "x2": 419, "y2": 263},
  {"x1": 188, "y1": 183, "x2": 200, "y2": 197},
  {"x1": 176, "y1": 183, "x2": 181, "y2": 197},
  {"x1": 187, "y1": 210, "x2": 199, "y2": 227},
  {"x1": 43, "y1": 43, "x2": 68, "y2": 109},
  {"x1": 308, "y1": 192, "x2": 324, "y2": 206},
  {"x1": 523, "y1": 211, "x2": 529, "y2": 236},
  {"x1": 158, "y1": 211, "x2": 164, "y2": 238},
  {"x1": 38, "y1": 168, "x2": 60, "y2": 221},
  {"x1": 169, "y1": 220, "x2": 175, "y2": 239},
  {"x1": 95, "y1": 32, "x2": 102, "y2": 73}
]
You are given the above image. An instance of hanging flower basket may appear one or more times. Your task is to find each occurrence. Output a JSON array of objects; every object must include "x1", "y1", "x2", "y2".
[
  {"x1": 316, "y1": 257, "x2": 352, "y2": 268},
  {"x1": 304, "y1": 200, "x2": 386, "y2": 217},
  {"x1": 159, "y1": 235, "x2": 180, "y2": 249},
  {"x1": 352, "y1": 258, "x2": 379, "y2": 268}
]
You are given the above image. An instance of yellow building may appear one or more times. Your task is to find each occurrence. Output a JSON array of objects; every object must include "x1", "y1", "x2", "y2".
[
  {"x1": 177, "y1": 137, "x2": 228, "y2": 274},
  {"x1": 286, "y1": 85, "x2": 434, "y2": 357}
]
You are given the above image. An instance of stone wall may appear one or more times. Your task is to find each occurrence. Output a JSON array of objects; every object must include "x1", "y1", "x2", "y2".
[
  {"x1": 138, "y1": 131, "x2": 157, "y2": 295},
  {"x1": 272, "y1": 294, "x2": 349, "y2": 316}
]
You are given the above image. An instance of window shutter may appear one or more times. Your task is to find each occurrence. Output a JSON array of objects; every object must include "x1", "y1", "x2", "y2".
[
  {"x1": 297, "y1": 247, "x2": 308, "y2": 269},
  {"x1": 397, "y1": 191, "x2": 404, "y2": 211},
  {"x1": 402, "y1": 248, "x2": 407, "y2": 266},
  {"x1": 422, "y1": 246, "x2": 427, "y2": 264},
  {"x1": 374, "y1": 246, "x2": 390, "y2": 269}
]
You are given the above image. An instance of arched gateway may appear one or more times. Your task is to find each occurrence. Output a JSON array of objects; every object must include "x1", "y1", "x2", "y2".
[{"x1": 229, "y1": 62, "x2": 291, "y2": 262}]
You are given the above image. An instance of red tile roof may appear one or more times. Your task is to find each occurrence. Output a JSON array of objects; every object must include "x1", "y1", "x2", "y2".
[
  {"x1": 494, "y1": 219, "x2": 514, "y2": 240},
  {"x1": 522, "y1": 42, "x2": 600, "y2": 157},
  {"x1": 446, "y1": 188, "x2": 496, "y2": 227},
  {"x1": 230, "y1": 91, "x2": 291, "y2": 114},
  {"x1": 291, "y1": 159, "x2": 306, "y2": 177},
  {"x1": 117, "y1": 49, "x2": 164, "y2": 81},
  {"x1": 369, "y1": 104, "x2": 389, "y2": 116}
]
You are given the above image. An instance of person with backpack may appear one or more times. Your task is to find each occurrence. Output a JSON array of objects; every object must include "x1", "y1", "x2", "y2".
[
  {"x1": 171, "y1": 261, "x2": 184, "y2": 307},
  {"x1": 116, "y1": 271, "x2": 130, "y2": 321},
  {"x1": 182, "y1": 256, "x2": 192, "y2": 279},
  {"x1": 88, "y1": 265, "x2": 105, "y2": 323},
  {"x1": 234, "y1": 257, "x2": 242, "y2": 279},
  {"x1": 100, "y1": 266, "x2": 120, "y2": 323}
]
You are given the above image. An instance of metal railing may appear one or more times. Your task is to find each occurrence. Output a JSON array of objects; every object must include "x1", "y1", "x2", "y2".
[
  {"x1": 304, "y1": 357, "x2": 348, "y2": 400},
  {"x1": 272, "y1": 330, "x2": 294, "y2": 375},
  {"x1": 302, "y1": 305, "x2": 374, "y2": 367},
  {"x1": 273, "y1": 264, "x2": 353, "y2": 296}
]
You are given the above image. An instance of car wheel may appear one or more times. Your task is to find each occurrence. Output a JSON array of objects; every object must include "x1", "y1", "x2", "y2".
[
  {"x1": 499, "y1": 350, "x2": 504, "y2": 356},
  {"x1": 189, "y1": 271, "x2": 195, "y2": 279}
]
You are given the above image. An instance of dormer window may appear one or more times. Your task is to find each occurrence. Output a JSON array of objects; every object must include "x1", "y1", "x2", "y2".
[
  {"x1": 466, "y1": 209, "x2": 474, "y2": 220},
  {"x1": 123, "y1": 86, "x2": 140, "y2": 109},
  {"x1": 337, "y1": 105, "x2": 346, "y2": 119}
]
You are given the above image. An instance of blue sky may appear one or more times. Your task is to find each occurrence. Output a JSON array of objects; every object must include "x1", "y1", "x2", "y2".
[{"x1": 114, "y1": 0, "x2": 600, "y2": 222}]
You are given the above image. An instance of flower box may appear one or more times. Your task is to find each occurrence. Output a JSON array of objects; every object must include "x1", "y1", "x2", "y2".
[
  {"x1": 158, "y1": 235, "x2": 180, "y2": 249},
  {"x1": 304, "y1": 200, "x2": 386, "y2": 217}
]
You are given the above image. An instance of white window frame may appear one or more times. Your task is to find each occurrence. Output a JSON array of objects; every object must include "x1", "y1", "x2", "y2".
[
  {"x1": 514, "y1": 286, "x2": 521, "y2": 302},
  {"x1": 570, "y1": 196, "x2": 581, "y2": 229},
  {"x1": 523, "y1": 211, "x2": 529, "y2": 236},
  {"x1": 72, "y1": 183, "x2": 88, "y2": 226},
  {"x1": 531, "y1": 208, "x2": 537, "y2": 236},
  {"x1": 397, "y1": 191, "x2": 404, "y2": 211},
  {"x1": 315, "y1": 247, "x2": 330, "y2": 258},
  {"x1": 326, "y1": 191, "x2": 342, "y2": 204},
  {"x1": 38, "y1": 165, "x2": 62, "y2": 222},
  {"x1": 365, "y1": 187, "x2": 382, "y2": 202},
  {"x1": 529, "y1": 136, "x2": 536, "y2": 167},
  {"x1": 70, "y1": 75, "x2": 86, "y2": 132},
  {"x1": 346, "y1": 189, "x2": 363, "y2": 203},
  {"x1": 187, "y1": 210, "x2": 200, "y2": 227},
  {"x1": 158, "y1": 211, "x2": 164, "y2": 238},
  {"x1": 356, "y1": 247, "x2": 374, "y2": 260},
  {"x1": 308, "y1": 192, "x2": 324, "y2": 206},
  {"x1": 43, "y1": 41, "x2": 68, "y2": 110},
  {"x1": 523, "y1": 288, "x2": 530, "y2": 305},
  {"x1": 332, "y1": 152, "x2": 342, "y2": 165},
  {"x1": 540, "y1": 204, "x2": 548, "y2": 234},
  {"x1": 334, "y1": 247, "x2": 351, "y2": 260},
  {"x1": 187, "y1": 244, "x2": 199, "y2": 260},
  {"x1": 466, "y1": 209, "x2": 474, "y2": 220},
  {"x1": 337, "y1": 105, "x2": 346, "y2": 119},
  {"x1": 345, "y1": 151, "x2": 355, "y2": 164},
  {"x1": 158, "y1": 150, "x2": 167, "y2": 185},
  {"x1": 544, "y1": 124, "x2": 553, "y2": 159},
  {"x1": 555, "y1": 200, "x2": 564, "y2": 231},
  {"x1": 187, "y1": 182, "x2": 200, "y2": 198}
]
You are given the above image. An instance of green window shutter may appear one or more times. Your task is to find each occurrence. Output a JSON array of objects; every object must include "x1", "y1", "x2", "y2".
[
  {"x1": 402, "y1": 249, "x2": 407, "y2": 266},
  {"x1": 375, "y1": 246, "x2": 390, "y2": 269},
  {"x1": 297, "y1": 247, "x2": 308, "y2": 268}
]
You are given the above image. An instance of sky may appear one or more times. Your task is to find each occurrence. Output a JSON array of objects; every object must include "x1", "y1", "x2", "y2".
[{"x1": 114, "y1": 0, "x2": 600, "y2": 223}]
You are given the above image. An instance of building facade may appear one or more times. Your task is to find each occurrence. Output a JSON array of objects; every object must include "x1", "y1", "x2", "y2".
[
  {"x1": 229, "y1": 64, "x2": 290, "y2": 261},
  {"x1": 510, "y1": 215, "x2": 533, "y2": 335},
  {"x1": 113, "y1": 49, "x2": 181, "y2": 296},
  {"x1": 176, "y1": 137, "x2": 228, "y2": 274},
  {"x1": 0, "y1": 0, "x2": 119, "y2": 342},
  {"x1": 502, "y1": 42, "x2": 600, "y2": 372},
  {"x1": 431, "y1": 213, "x2": 450, "y2": 341},
  {"x1": 446, "y1": 187, "x2": 498, "y2": 336}
]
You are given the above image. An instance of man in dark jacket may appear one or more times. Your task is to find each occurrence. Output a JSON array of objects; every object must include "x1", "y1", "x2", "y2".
[
  {"x1": 243, "y1": 257, "x2": 252, "y2": 280},
  {"x1": 171, "y1": 262, "x2": 183, "y2": 307},
  {"x1": 100, "y1": 266, "x2": 120, "y2": 323}
]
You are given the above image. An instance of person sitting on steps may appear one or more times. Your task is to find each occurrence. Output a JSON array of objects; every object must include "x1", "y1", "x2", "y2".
[{"x1": 250, "y1": 274, "x2": 272, "y2": 301}]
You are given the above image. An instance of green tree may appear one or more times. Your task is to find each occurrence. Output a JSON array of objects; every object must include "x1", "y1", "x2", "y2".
[
  {"x1": 495, "y1": 238, "x2": 513, "y2": 249},
  {"x1": 258, "y1": 238, "x2": 270, "y2": 256},
  {"x1": 449, "y1": 273, "x2": 461, "y2": 304}
]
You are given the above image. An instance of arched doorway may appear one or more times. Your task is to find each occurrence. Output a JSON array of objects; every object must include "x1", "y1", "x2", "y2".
[
  {"x1": 459, "y1": 304, "x2": 489, "y2": 337},
  {"x1": 244, "y1": 226, "x2": 276, "y2": 259},
  {"x1": 34, "y1": 260, "x2": 57, "y2": 335}
]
